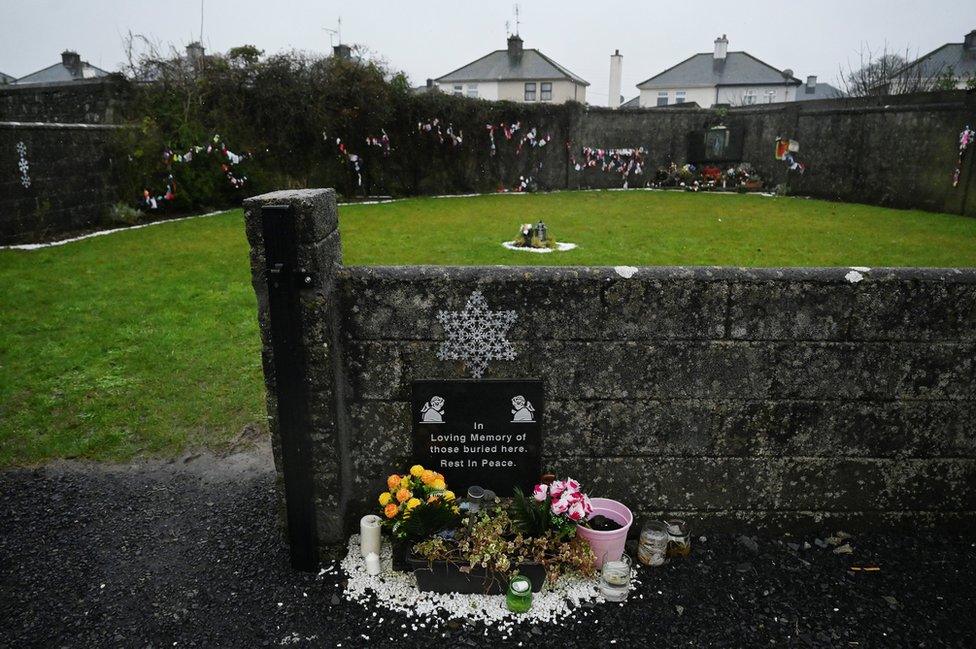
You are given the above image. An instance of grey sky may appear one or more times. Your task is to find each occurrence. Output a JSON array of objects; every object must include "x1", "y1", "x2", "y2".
[{"x1": 3, "y1": 1, "x2": 975, "y2": 105}]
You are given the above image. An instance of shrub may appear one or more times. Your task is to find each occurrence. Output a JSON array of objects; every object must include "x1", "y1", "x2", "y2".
[{"x1": 105, "y1": 202, "x2": 143, "y2": 226}]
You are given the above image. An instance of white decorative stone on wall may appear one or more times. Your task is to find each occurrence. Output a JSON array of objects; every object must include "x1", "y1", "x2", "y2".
[{"x1": 16, "y1": 141, "x2": 30, "y2": 188}]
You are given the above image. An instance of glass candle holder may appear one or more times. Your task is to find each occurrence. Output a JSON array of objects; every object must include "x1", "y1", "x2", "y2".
[
  {"x1": 666, "y1": 519, "x2": 691, "y2": 558},
  {"x1": 599, "y1": 554, "x2": 632, "y2": 602},
  {"x1": 506, "y1": 575, "x2": 533, "y2": 613},
  {"x1": 637, "y1": 520, "x2": 670, "y2": 567}
]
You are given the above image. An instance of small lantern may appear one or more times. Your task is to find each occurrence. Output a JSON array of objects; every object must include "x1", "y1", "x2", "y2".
[
  {"x1": 506, "y1": 575, "x2": 533, "y2": 613},
  {"x1": 535, "y1": 220, "x2": 548, "y2": 242}
]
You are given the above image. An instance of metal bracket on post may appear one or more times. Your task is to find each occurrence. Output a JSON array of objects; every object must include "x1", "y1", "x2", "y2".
[{"x1": 261, "y1": 203, "x2": 319, "y2": 571}]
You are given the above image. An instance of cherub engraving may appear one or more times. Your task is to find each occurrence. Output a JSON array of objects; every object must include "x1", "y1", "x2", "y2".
[
  {"x1": 510, "y1": 395, "x2": 535, "y2": 423},
  {"x1": 420, "y1": 396, "x2": 445, "y2": 423}
]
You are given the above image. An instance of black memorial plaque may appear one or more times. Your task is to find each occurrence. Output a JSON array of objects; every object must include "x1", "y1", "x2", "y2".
[{"x1": 411, "y1": 380, "x2": 543, "y2": 496}]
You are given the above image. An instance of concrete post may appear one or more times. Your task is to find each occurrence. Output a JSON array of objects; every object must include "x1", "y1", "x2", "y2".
[{"x1": 242, "y1": 188, "x2": 350, "y2": 563}]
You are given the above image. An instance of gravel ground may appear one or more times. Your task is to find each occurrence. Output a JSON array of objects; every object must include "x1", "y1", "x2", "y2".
[{"x1": 2, "y1": 448, "x2": 974, "y2": 648}]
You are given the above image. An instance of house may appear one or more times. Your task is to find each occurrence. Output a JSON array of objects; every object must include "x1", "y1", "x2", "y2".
[
  {"x1": 434, "y1": 34, "x2": 588, "y2": 104},
  {"x1": 794, "y1": 75, "x2": 846, "y2": 101},
  {"x1": 636, "y1": 35, "x2": 800, "y2": 108},
  {"x1": 898, "y1": 29, "x2": 976, "y2": 88},
  {"x1": 12, "y1": 50, "x2": 109, "y2": 85},
  {"x1": 0, "y1": 71, "x2": 14, "y2": 85}
]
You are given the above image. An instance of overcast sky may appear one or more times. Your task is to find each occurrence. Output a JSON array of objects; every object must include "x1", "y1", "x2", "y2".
[{"x1": 3, "y1": 1, "x2": 975, "y2": 104}]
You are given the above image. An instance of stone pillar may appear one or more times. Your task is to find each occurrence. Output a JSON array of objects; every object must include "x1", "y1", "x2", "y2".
[{"x1": 243, "y1": 188, "x2": 350, "y2": 565}]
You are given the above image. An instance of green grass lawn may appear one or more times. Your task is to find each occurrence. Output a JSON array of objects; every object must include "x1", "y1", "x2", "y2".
[{"x1": 2, "y1": 190, "x2": 975, "y2": 466}]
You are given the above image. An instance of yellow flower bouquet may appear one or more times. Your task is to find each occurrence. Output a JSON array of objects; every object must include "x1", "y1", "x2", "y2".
[{"x1": 378, "y1": 464, "x2": 460, "y2": 540}]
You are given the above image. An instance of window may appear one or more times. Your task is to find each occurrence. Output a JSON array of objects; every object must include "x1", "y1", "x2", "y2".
[
  {"x1": 764, "y1": 90, "x2": 776, "y2": 104},
  {"x1": 540, "y1": 82, "x2": 552, "y2": 101},
  {"x1": 466, "y1": 84, "x2": 478, "y2": 98},
  {"x1": 657, "y1": 91, "x2": 669, "y2": 107},
  {"x1": 524, "y1": 82, "x2": 537, "y2": 101},
  {"x1": 452, "y1": 84, "x2": 463, "y2": 96},
  {"x1": 743, "y1": 89, "x2": 757, "y2": 105},
  {"x1": 675, "y1": 90, "x2": 686, "y2": 104}
]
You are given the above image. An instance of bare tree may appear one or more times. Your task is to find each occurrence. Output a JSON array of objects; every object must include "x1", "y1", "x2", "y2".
[{"x1": 839, "y1": 43, "x2": 945, "y2": 97}]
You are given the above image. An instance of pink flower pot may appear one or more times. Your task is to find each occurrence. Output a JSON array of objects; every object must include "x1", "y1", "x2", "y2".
[{"x1": 575, "y1": 498, "x2": 633, "y2": 568}]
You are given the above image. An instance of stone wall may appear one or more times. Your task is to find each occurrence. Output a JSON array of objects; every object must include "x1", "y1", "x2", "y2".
[
  {"x1": 4, "y1": 88, "x2": 975, "y2": 244},
  {"x1": 0, "y1": 78, "x2": 131, "y2": 245},
  {"x1": 0, "y1": 122, "x2": 127, "y2": 244},
  {"x1": 0, "y1": 77, "x2": 128, "y2": 124},
  {"x1": 244, "y1": 189, "x2": 976, "y2": 548},
  {"x1": 575, "y1": 91, "x2": 976, "y2": 215}
]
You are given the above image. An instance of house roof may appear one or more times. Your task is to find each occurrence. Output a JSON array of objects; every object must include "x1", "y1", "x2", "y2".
[
  {"x1": 795, "y1": 81, "x2": 846, "y2": 101},
  {"x1": 637, "y1": 51, "x2": 800, "y2": 88},
  {"x1": 436, "y1": 48, "x2": 589, "y2": 86},
  {"x1": 14, "y1": 58, "x2": 109, "y2": 85},
  {"x1": 901, "y1": 42, "x2": 976, "y2": 80},
  {"x1": 0, "y1": 71, "x2": 15, "y2": 84},
  {"x1": 619, "y1": 96, "x2": 640, "y2": 108}
]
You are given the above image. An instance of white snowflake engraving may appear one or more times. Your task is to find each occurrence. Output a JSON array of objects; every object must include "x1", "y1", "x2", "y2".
[
  {"x1": 436, "y1": 290, "x2": 517, "y2": 378},
  {"x1": 15, "y1": 141, "x2": 30, "y2": 188}
]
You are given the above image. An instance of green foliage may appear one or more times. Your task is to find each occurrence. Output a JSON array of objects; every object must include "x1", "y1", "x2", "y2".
[
  {"x1": 413, "y1": 503, "x2": 596, "y2": 583},
  {"x1": 117, "y1": 46, "x2": 581, "y2": 209},
  {"x1": 105, "y1": 202, "x2": 143, "y2": 226},
  {"x1": 394, "y1": 499, "x2": 460, "y2": 541},
  {"x1": 511, "y1": 487, "x2": 551, "y2": 537},
  {"x1": 933, "y1": 66, "x2": 959, "y2": 91}
]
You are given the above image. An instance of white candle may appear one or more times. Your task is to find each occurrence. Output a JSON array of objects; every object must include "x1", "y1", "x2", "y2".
[
  {"x1": 360, "y1": 514, "x2": 382, "y2": 557},
  {"x1": 365, "y1": 552, "x2": 381, "y2": 576}
]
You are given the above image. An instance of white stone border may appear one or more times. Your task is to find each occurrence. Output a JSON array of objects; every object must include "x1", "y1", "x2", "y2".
[
  {"x1": 502, "y1": 241, "x2": 578, "y2": 254},
  {"x1": 0, "y1": 210, "x2": 229, "y2": 251},
  {"x1": 335, "y1": 534, "x2": 638, "y2": 637}
]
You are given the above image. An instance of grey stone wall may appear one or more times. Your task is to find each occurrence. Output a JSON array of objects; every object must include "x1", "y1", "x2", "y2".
[
  {"x1": 336, "y1": 265, "x2": 976, "y2": 533},
  {"x1": 243, "y1": 190, "x2": 976, "y2": 541},
  {"x1": 0, "y1": 122, "x2": 127, "y2": 244},
  {"x1": 0, "y1": 78, "x2": 128, "y2": 124},
  {"x1": 576, "y1": 91, "x2": 976, "y2": 215}
]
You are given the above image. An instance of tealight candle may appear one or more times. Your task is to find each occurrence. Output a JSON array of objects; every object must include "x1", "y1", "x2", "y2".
[
  {"x1": 365, "y1": 552, "x2": 381, "y2": 576},
  {"x1": 506, "y1": 575, "x2": 533, "y2": 613},
  {"x1": 599, "y1": 554, "x2": 632, "y2": 602},
  {"x1": 360, "y1": 514, "x2": 382, "y2": 557}
]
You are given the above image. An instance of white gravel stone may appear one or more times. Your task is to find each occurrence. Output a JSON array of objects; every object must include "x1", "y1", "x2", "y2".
[{"x1": 337, "y1": 535, "x2": 634, "y2": 632}]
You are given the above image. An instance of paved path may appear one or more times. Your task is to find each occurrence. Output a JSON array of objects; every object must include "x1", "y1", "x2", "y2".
[{"x1": 2, "y1": 449, "x2": 974, "y2": 648}]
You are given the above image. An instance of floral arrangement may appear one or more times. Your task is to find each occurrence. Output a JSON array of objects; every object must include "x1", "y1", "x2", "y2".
[
  {"x1": 413, "y1": 501, "x2": 596, "y2": 584},
  {"x1": 511, "y1": 221, "x2": 557, "y2": 250},
  {"x1": 953, "y1": 125, "x2": 975, "y2": 187},
  {"x1": 379, "y1": 465, "x2": 459, "y2": 540}
]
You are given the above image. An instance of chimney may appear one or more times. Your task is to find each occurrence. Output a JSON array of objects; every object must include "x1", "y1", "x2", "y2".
[
  {"x1": 713, "y1": 34, "x2": 728, "y2": 60},
  {"x1": 332, "y1": 44, "x2": 352, "y2": 60},
  {"x1": 806, "y1": 75, "x2": 817, "y2": 93},
  {"x1": 608, "y1": 50, "x2": 623, "y2": 109},
  {"x1": 426, "y1": 78, "x2": 434, "y2": 89},
  {"x1": 186, "y1": 42, "x2": 205, "y2": 65},
  {"x1": 965, "y1": 29, "x2": 976, "y2": 52},
  {"x1": 61, "y1": 50, "x2": 81, "y2": 75},
  {"x1": 507, "y1": 34, "x2": 524, "y2": 59}
]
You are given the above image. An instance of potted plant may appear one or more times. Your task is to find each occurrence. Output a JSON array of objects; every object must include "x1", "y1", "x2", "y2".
[
  {"x1": 406, "y1": 478, "x2": 598, "y2": 594},
  {"x1": 377, "y1": 465, "x2": 460, "y2": 570},
  {"x1": 527, "y1": 478, "x2": 632, "y2": 568}
]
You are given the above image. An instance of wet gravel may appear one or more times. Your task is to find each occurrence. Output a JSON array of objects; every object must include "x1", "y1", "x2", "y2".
[{"x1": 2, "y1": 452, "x2": 974, "y2": 648}]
